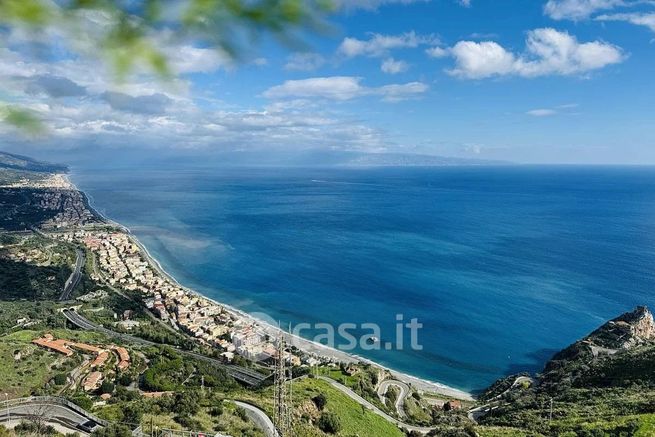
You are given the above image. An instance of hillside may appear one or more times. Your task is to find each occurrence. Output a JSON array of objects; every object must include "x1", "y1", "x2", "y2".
[
  {"x1": 476, "y1": 306, "x2": 655, "y2": 436},
  {"x1": 0, "y1": 159, "x2": 654, "y2": 436},
  {"x1": 0, "y1": 150, "x2": 68, "y2": 173}
]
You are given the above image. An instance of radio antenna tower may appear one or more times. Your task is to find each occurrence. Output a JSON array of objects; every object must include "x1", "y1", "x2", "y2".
[{"x1": 273, "y1": 326, "x2": 292, "y2": 436}]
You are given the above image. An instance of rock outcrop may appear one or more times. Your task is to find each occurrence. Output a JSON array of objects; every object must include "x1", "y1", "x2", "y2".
[
  {"x1": 542, "y1": 306, "x2": 655, "y2": 384},
  {"x1": 588, "y1": 306, "x2": 655, "y2": 350}
]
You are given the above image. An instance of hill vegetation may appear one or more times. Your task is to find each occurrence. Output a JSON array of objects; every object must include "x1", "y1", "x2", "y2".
[
  {"x1": 0, "y1": 151, "x2": 67, "y2": 173},
  {"x1": 476, "y1": 306, "x2": 655, "y2": 436},
  {"x1": 1, "y1": 163, "x2": 655, "y2": 436}
]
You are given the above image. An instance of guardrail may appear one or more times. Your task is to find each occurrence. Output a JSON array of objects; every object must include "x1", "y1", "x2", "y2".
[
  {"x1": 3, "y1": 396, "x2": 109, "y2": 427},
  {"x1": 3, "y1": 397, "x2": 229, "y2": 437}
]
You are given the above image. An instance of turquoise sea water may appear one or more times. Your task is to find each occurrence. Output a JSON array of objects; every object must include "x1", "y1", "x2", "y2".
[{"x1": 70, "y1": 165, "x2": 655, "y2": 392}]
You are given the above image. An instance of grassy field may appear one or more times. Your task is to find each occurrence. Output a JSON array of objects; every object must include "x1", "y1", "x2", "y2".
[
  {"x1": 291, "y1": 377, "x2": 404, "y2": 437},
  {"x1": 0, "y1": 330, "x2": 71, "y2": 397},
  {"x1": 635, "y1": 414, "x2": 655, "y2": 436}
]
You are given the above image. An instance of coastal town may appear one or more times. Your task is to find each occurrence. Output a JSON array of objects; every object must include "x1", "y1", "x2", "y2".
[
  {"x1": 0, "y1": 173, "x2": 100, "y2": 231},
  {"x1": 54, "y1": 228, "x2": 307, "y2": 367}
]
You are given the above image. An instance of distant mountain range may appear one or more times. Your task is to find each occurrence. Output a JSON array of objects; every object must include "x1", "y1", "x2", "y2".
[
  {"x1": 2, "y1": 147, "x2": 510, "y2": 170},
  {"x1": 342, "y1": 152, "x2": 509, "y2": 167},
  {"x1": 138, "y1": 150, "x2": 511, "y2": 168},
  {"x1": 0, "y1": 150, "x2": 68, "y2": 173}
]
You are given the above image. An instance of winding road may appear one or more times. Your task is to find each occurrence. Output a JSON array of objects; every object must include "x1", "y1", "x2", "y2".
[
  {"x1": 317, "y1": 376, "x2": 434, "y2": 434},
  {"x1": 468, "y1": 375, "x2": 534, "y2": 422},
  {"x1": 0, "y1": 396, "x2": 108, "y2": 436},
  {"x1": 232, "y1": 401, "x2": 279, "y2": 437},
  {"x1": 377, "y1": 379, "x2": 410, "y2": 419}
]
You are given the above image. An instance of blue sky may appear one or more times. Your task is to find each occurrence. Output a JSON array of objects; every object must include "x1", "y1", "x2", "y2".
[{"x1": 1, "y1": 0, "x2": 655, "y2": 164}]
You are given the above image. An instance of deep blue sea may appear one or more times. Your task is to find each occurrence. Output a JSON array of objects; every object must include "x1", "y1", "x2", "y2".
[{"x1": 70, "y1": 165, "x2": 655, "y2": 392}]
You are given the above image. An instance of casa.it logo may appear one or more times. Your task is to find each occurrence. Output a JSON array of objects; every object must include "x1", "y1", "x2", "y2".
[{"x1": 250, "y1": 311, "x2": 422, "y2": 351}]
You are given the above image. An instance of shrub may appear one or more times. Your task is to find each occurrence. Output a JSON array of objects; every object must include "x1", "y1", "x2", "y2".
[
  {"x1": 312, "y1": 393, "x2": 327, "y2": 411},
  {"x1": 100, "y1": 381, "x2": 115, "y2": 394},
  {"x1": 317, "y1": 412, "x2": 341, "y2": 434},
  {"x1": 54, "y1": 373, "x2": 68, "y2": 385},
  {"x1": 235, "y1": 406, "x2": 248, "y2": 421}
]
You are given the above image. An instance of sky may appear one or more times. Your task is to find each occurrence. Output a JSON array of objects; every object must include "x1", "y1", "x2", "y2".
[{"x1": 1, "y1": 0, "x2": 655, "y2": 165}]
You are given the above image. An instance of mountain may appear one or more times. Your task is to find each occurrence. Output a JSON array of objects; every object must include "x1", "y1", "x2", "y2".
[{"x1": 0, "y1": 150, "x2": 68, "y2": 173}]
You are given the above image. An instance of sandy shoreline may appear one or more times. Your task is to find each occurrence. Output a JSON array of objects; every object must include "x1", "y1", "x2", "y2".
[{"x1": 69, "y1": 172, "x2": 473, "y2": 401}]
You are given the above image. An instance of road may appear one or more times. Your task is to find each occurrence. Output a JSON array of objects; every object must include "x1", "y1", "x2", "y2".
[
  {"x1": 468, "y1": 375, "x2": 534, "y2": 422},
  {"x1": 62, "y1": 309, "x2": 267, "y2": 386},
  {"x1": 317, "y1": 376, "x2": 434, "y2": 434},
  {"x1": 233, "y1": 401, "x2": 279, "y2": 437},
  {"x1": 0, "y1": 396, "x2": 108, "y2": 436},
  {"x1": 377, "y1": 379, "x2": 410, "y2": 419},
  {"x1": 59, "y1": 248, "x2": 85, "y2": 301}
]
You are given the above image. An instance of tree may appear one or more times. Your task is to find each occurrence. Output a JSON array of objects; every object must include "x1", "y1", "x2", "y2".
[
  {"x1": 175, "y1": 391, "x2": 201, "y2": 417},
  {"x1": 100, "y1": 380, "x2": 115, "y2": 394},
  {"x1": 0, "y1": 0, "x2": 334, "y2": 131},
  {"x1": 70, "y1": 395, "x2": 93, "y2": 411},
  {"x1": 317, "y1": 412, "x2": 341, "y2": 434},
  {"x1": 312, "y1": 393, "x2": 327, "y2": 411},
  {"x1": 54, "y1": 373, "x2": 68, "y2": 385},
  {"x1": 23, "y1": 403, "x2": 56, "y2": 435},
  {"x1": 91, "y1": 423, "x2": 133, "y2": 437},
  {"x1": 121, "y1": 403, "x2": 143, "y2": 425}
]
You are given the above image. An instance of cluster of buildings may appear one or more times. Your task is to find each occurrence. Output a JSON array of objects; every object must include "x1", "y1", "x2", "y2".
[
  {"x1": 32, "y1": 334, "x2": 131, "y2": 392},
  {"x1": 64, "y1": 229, "x2": 304, "y2": 364},
  {"x1": 35, "y1": 189, "x2": 99, "y2": 230},
  {"x1": 1, "y1": 173, "x2": 71, "y2": 190},
  {"x1": 2, "y1": 245, "x2": 51, "y2": 265}
]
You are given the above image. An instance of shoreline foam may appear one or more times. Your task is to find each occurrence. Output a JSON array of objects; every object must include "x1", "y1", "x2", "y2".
[{"x1": 68, "y1": 171, "x2": 473, "y2": 401}]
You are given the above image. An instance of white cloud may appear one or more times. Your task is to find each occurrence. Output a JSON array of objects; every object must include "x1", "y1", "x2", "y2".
[
  {"x1": 335, "y1": 0, "x2": 430, "y2": 11},
  {"x1": 25, "y1": 75, "x2": 87, "y2": 98},
  {"x1": 449, "y1": 41, "x2": 516, "y2": 78},
  {"x1": 527, "y1": 108, "x2": 558, "y2": 116},
  {"x1": 102, "y1": 92, "x2": 173, "y2": 114},
  {"x1": 263, "y1": 77, "x2": 364, "y2": 100},
  {"x1": 335, "y1": 0, "x2": 470, "y2": 10},
  {"x1": 263, "y1": 76, "x2": 428, "y2": 101},
  {"x1": 381, "y1": 57, "x2": 409, "y2": 74},
  {"x1": 544, "y1": 0, "x2": 625, "y2": 20},
  {"x1": 164, "y1": 45, "x2": 231, "y2": 74},
  {"x1": 338, "y1": 32, "x2": 438, "y2": 58},
  {"x1": 284, "y1": 53, "x2": 326, "y2": 71},
  {"x1": 596, "y1": 12, "x2": 655, "y2": 31},
  {"x1": 426, "y1": 46, "x2": 450, "y2": 58},
  {"x1": 376, "y1": 81, "x2": 429, "y2": 101},
  {"x1": 447, "y1": 28, "x2": 624, "y2": 79}
]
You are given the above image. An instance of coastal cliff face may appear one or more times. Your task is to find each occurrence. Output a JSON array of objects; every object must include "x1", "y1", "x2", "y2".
[
  {"x1": 478, "y1": 307, "x2": 655, "y2": 434},
  {"x1": 618, "y1": 306, "x2": 655, "y2": 345},
  {"x1": 552, "y1": 306, "x2": 655, "y2": 394},
  {"x1": 587, "y1": 305, "x2": 655, "y2": 350}
]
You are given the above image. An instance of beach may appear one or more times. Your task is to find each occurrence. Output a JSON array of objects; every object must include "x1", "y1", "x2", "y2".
[{"x1": 70, "y1": 171, "x2": 473, "y2": 401}]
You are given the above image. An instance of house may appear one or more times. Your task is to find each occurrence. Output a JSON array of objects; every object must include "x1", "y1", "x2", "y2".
[
  {"x1": 92, "y1": 351, "x2": 110, "y2": 367},
  {"x1": 71, "y1": 342, "x2": 103, "y2": 354},
  {"x1": 114, "y1": 347, "x2": 130, "y2": 371},
  {"x1": 32, "y1": 335, "x2": 74, "y2": 357},
  {"x1": 83, "y1": 372, "x2": 103, "y2": 391}
]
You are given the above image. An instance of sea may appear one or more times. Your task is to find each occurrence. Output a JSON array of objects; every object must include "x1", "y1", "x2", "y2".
[{"x1": 69, "y1": 165, "x2": 655, "y2": 392}]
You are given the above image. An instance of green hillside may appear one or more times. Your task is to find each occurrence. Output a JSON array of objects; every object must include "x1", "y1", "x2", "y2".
[{"x1": 0, "y1": 150, "x2": 67, "y2": 173}]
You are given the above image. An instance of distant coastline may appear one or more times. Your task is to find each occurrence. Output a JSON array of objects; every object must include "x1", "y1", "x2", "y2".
[{"x1": 67, "y1": 169, "x2": 474, "y2": 401}]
